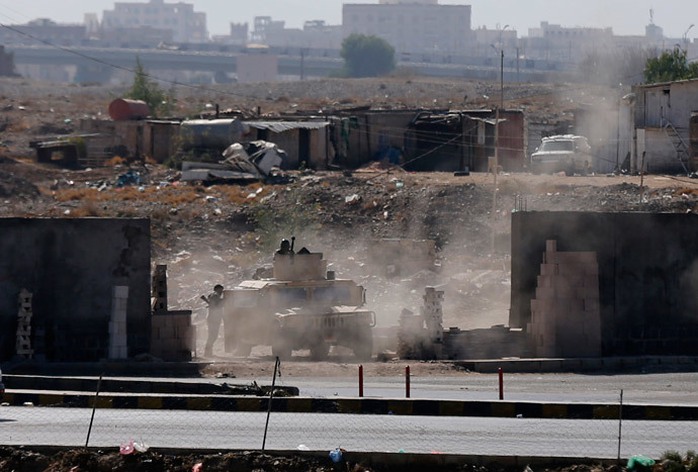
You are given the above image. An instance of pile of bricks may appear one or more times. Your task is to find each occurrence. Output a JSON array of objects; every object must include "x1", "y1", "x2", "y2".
[
  {"x1": 530, "y1": 240, "x2": 601, "y2": 358},
  {"x1": 16, "y1": 289, "x2": 34, "y2": 359}
]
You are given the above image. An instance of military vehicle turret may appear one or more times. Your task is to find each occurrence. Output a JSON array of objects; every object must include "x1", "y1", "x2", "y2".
[{"x1": 221, "y1": 238, "x2": 375, "y2": 360}]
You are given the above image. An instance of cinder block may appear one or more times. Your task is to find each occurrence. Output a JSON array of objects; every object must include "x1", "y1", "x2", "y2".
[
  {"x1": 575, "y1": 286, "x2": 599, "y2": 299},
  {"x1": 535, "y1": 286, "x2": 555, "y2": 300},
  {"x1": 545, "y1": 240, "x2": 557, "y2": 254},
  {"x1": 555, "y1": 252, "x2": 596, "y2": 265},
  {"x1": 540, "y1": 264, "x2": 559, "y2": 276},
  {"x1": 550, "y1": 283, "x2": 575, "y2": 299},
  {"x1": 556, "y1": 264, "x2": 587, "y2": 279},
  {"x1": 16, "y1": 326, "x2": 31, "y2": 336},
  {"x1": 536, "y1": 275, "x2": 552, "y2": 288},
  {"x1": 583, "y1": 275, "x2": 599, "y2": 287},
  {"x1": 115, "y1": 298, "x2": 129, "y2": 311}
]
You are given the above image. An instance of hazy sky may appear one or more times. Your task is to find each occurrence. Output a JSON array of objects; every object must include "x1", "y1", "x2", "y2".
[{"x1": 0, "y1": 0, "x2": 695, "y2": 39}]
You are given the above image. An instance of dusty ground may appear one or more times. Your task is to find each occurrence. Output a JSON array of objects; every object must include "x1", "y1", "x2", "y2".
[
  {"x1": 1, "y1": 76, "x2": 696, "y2": 470},
  {"x1": 2, "y1": 75, "x2": 698, "y2": 361}
]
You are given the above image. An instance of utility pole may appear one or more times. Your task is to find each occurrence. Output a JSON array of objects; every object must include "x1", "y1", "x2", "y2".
[{"x1": 500, "y1": 49, "x2": 504, "y2": 108}]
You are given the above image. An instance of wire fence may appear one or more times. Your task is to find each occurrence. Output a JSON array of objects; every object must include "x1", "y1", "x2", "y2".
[{"x1": 2, "y1": 391, "x2": 698, "y2": 459}]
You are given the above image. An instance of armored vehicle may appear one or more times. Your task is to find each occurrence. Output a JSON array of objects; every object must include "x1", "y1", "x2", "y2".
[{"x1": 221, "y1": 239, "x2": 375, "y2": 360}]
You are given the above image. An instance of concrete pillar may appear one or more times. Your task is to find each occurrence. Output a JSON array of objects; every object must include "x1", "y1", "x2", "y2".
[
  {"x1": 109, "y1": 286, "x2": 129, "y2": 359},
  {"x1": 421, "y1": 287, "x2": 445, "y2": 359}
]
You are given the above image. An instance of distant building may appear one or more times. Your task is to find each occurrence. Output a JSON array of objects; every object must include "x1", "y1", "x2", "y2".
[
  {"x1": 229, "y1": 23, "x2": 249, "y2": 46},
  {"x1": 524, "y1": 21, "x2": 614, "y2": 61},
  {"x1": 0, "y1": 18, "x2": 85, "y2": 46},
  {"x1": 250, "y1": 17, "x2": 342, "y2": 50},
  {"x1": 101, "y1": 0, "x2": 208, "y2": 43},
  {"x1": 342, "y1": 0, "x2": 472, "y2": 56}
]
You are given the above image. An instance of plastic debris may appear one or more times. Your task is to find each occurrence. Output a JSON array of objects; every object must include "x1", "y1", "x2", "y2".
[
  {"x1": 345, "y1": 194, "x2": 361, "y2": 205},
  {"x1": 627, "y1": 455, "x2": 655, "y2": 471},
  {"x1": 329, "y1": 448, "x2": 344, "y2": 463},
  {"x1": 297, "y1": 444, "x2": 310, "y2": 451},
  {"x1": 192, "y1": 463, "x2": 203, "y2": 472},
  {"x1": 116, "y1": 170, "x2": 142, "y2": 187},
  {"x1": 119, "y1": 440, "x2": 135, "y2": 455},
  {"x1": 133, "y1": 440, "x2": 149, "y2": 453}
]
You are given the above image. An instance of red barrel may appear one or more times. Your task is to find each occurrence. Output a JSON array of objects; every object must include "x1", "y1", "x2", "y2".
[{"x1": 108, "y1": 98, "x2": 150, "y2": 121}]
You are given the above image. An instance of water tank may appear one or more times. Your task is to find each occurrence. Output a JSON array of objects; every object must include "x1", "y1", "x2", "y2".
[
  {"x1": 179, "y1": 119, "x2": 248, "y2": 150},
  {"x1": 108, "y1": 99, "x2": 150, "y2": 121}
]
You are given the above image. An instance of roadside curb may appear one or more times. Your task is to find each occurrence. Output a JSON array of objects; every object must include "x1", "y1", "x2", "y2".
[{"x1": 3, "y1": 392, "x2": 697, "y2": 420}]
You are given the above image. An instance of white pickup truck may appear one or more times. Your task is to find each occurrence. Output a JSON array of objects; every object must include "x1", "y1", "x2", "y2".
[{"x1": 530, "y1": 134, "x2": 593, "y2": 176}]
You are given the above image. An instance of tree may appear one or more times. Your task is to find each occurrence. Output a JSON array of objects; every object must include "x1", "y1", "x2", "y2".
[
  {"x1": 644, "y1": 47, "x2": 698, "y2": 84},
  {"x1": 126, "y1": 57, "x2": 167, "y2": 117},
  {"x1": 341, "y1": 34, "x2": 396, "y2": 78}
]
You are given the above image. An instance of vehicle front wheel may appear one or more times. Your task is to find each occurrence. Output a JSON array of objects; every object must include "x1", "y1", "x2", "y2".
[
  {"x1": 310, "y1": 341, "x2": 330, "y2": 361},
  {"x1": 353, "y1": 331, "x2": 373, "y2": 361}
]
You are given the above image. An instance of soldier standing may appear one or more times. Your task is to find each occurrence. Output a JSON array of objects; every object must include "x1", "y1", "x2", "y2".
[{"x1": 201, "y1": 284, "x2": 224, "y2": 357}]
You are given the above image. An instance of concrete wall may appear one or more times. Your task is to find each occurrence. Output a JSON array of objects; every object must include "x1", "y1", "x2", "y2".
[
  {"x1": 236, "y1": 53, "x2": 278, "y2": 83},
  {"x1": 642, "y1": 128, "x2": 683, "y2": 173},
  {"x1": 0, "y1": 218, "x2": 151, "y2": 362},
  {"x1": 510, "y1": 212, "x2": 698, "y2": 356}
]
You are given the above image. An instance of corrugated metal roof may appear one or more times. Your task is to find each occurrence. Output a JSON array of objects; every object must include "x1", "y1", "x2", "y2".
[{"x1": 245, "y1": 121, "x2": 329, "y2": 133}]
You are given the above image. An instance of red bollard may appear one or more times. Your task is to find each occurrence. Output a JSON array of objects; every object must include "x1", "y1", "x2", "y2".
[
  {"x1": 498, "y1": 367, "x2": 504, "y2": 400},
  {"x1": 405, "y1": 365, "x2": 411, "y2": 398},
  {"x1": 359, "y1": 364, "x2": 364, "y2": 398}
]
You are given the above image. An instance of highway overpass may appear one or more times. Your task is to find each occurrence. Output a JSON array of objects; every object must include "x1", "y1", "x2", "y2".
[{"x1": 6, "y1": 44, "x2": 571, "y2": 84}]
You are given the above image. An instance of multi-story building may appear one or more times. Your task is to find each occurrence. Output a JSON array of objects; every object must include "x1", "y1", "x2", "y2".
[
  {"x1": 342, "y1": 0, "x2": 472, "y2": 57},
  {"x1": 0, "y1": 18, "x2": 86, "y2": 46},
  {"x1": 524, "y1": 21, "x2": 614, "y2": 61},
  {"x1": 101, "y1": 0, "x2": 207, "y2": 43},
  {"x1": 250, "y1": 17, "x2": 342, "y2": 50}
]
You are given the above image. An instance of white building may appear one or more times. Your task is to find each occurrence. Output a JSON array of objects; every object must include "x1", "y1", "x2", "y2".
[
  {"x1": 102, "y1": 0, "x2": 208, "y2": 43},
  {"x1": 251, "y1": 17, "x2": 343, "y2": 50},
  {"x1": 342, "y1": 0, "x2": 472, "y2": 56}
]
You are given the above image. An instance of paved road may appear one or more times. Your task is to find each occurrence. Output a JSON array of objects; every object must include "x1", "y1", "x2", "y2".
[
  {"x1": 9, "y1": 371, "x2": 695, "y2": 404},
  {"x1": 1, "y1": 406, "x2": 696, "y2": 457}
]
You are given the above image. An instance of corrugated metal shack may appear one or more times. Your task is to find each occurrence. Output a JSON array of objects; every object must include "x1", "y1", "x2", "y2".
[
  {"x1": 244, "y1": 120, "x2": 330, "y2": 169},
  {"x1": 328, "y1": 109, "x2": 526, "y2": 172},
  {"x1": 632, "y1": 78, "x2": 698, "y2": 173}
]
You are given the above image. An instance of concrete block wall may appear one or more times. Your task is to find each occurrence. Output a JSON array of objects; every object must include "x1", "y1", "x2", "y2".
[
  {"x1": 0, "y1": 218, "x2": 151, "y2": 362},
  {"x1": 510, "y1": 212, "x2": 698, "y2": 356},
  {"x1": 530, "y1": 240, "x2": 602, "y2": 358},
  {"x1": 150, "y1": 312, "x2": 195, "y2": 361}
]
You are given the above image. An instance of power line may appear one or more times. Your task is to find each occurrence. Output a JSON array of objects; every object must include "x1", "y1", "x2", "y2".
[{"x1": 0, "y1": 22, "x2": 272, "y2": 102}]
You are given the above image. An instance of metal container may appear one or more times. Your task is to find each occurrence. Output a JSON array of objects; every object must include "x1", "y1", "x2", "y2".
[
  {"x1": 108, "y1": 98, "x2": 150, "y2": 121},
  {"x1": 179, "y1": 119, "x2": 247, "y2": 150}
]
